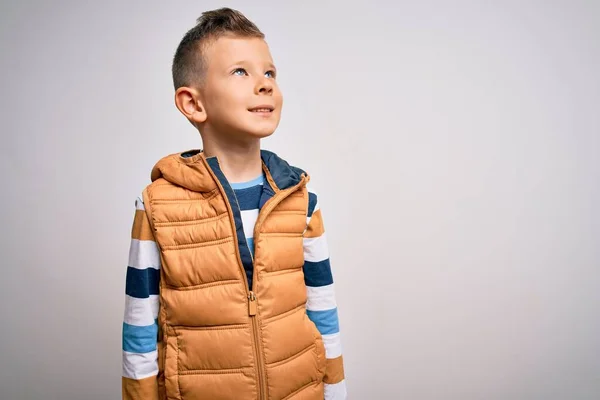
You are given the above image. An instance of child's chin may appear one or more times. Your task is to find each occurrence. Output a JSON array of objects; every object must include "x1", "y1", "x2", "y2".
[{"x1": 246, "y1": 126, "x2": 277, "y2": 139}]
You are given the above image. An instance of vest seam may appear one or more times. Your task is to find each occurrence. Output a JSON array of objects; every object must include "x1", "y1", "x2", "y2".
[
  {"x1": 178, "y1": 367, "x2": 254, "y2": 375},
  {"x1": 171, "y1": 323, "x2": 249, "y2": 331},
  {"x1": 176, "y1": 333, "x2": 182, "y2": 398},
  {"x1": 263, "y1": 303, "x2": 306, "y2": 324},
  {"x1": 281, "y1": 379, "x2": 319, "y2": 400},
  {"x1": 163, "y1": 279, "x2": 240, "y2": 291},
  {"x1": 154, "y1": 212, "x2": 228, "y2": 227},
  {"x1": 268, "y1": 210, "x2": 306, "y2": 215},
  {"x1": 261, "y1": 266, "x2": 302, "y2": 278},
  {"x1": 151, "y1": 197, "x2": 215, "y2": 204},
  {"x1": 150, "y1": 189, "x2": 219, "y2": 202},
  {"x1": 267, "y1": 343, "x2": 316, "y2": 368},
  {"x1": 161, "y1": 237, "x2": 233, "y2": 251},
  {"x1": 285, "y1": 191, "x2": 305, "y2": 197},
  {"x1": 143, "y1": 186, "x2": 171, "y2": 394},
  {"x1": 258, "y1": 232, "x2": 303, "y2": 238}
]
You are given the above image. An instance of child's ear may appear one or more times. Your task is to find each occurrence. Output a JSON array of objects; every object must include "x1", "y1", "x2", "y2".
[{"x1": 174, "y1": 86, "x2": 207, "y2": 124}]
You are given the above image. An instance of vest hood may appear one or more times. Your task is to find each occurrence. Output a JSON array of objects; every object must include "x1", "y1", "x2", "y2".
[{"x1": 150, "y1": 149, "x2": 308, "y2": 193}]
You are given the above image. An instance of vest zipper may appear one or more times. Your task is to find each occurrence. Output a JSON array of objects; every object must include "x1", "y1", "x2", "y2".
[
  {"x1": 247, "y1": 290, "x2": 265, "y2": 400},
  {"x1": 201, "y1": 155, "x2": 307, "y2": 400},
  {"x1": 248, "y1": 177, "x2": 306, "y2": 400},
  {"x1": 201, "y1": 156, "x2": 270, "y2": 400}
]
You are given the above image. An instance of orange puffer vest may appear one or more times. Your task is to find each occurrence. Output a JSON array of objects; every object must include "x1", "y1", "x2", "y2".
[{"x1": 142, "y1": 150, "x2": 326, "y2": 400}]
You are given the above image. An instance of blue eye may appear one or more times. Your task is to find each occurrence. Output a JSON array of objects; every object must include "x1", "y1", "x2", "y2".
[
  {"x1": 265, "y1": 70, "x2": 276, "y2": 78},
  {"x1": 233, "y1": 68, "x2": 247, "y2": 76}
]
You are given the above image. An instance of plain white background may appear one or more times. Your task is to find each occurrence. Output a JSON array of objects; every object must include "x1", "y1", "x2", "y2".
[{"x1": 1, "y1": 1, "x2": 599, "y2": 399}]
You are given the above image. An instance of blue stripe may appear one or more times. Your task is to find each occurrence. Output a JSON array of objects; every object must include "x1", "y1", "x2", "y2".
[
  {"x1": 307, "y1": 192, "x2": 318, "y2": 217},
  {"x1": 303, "y1": 259, "x2": 333, "y2": 287},
  {"x1": 247, "y1": 237, "x2": 255, "y2": 256},
  {"x1": 125, "y1": 267, "x2": 159, "y2": 299},
  {"x1": 306, "y1": 308, "x2": 339, "y2": 335},
  {"x1": 234, "y1": 185, "x2": 263, "y2": 210},
  {"x1": 122, "y1": 321, "x2": 158, "y2": 353},
  {"x1": 230, "y1": 175, "x2": 264, "y2": 190}
]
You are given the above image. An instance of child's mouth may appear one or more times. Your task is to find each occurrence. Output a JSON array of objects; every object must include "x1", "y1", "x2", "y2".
[{"x1": 248, "y1": 106, "x2": 274, "y2": 114}]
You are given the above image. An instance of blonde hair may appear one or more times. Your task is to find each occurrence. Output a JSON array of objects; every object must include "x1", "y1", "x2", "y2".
[{"x1": 171, "y1": 8, "x2": 264, "y2": 89}]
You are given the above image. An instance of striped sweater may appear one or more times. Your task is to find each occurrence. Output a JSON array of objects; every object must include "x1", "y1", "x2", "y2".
[{"x1": 123, "y1": 175, "x2": 346, "y2": 399}]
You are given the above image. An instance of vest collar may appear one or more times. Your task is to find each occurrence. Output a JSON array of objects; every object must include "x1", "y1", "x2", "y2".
[{"x1": 151, "y1": 149, "x2": 308, "y2": 195}]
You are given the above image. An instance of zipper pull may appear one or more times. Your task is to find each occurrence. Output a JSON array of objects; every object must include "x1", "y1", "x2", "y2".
[{"x1": 248, "y1": 292, "x2": 257, "y2": 316}]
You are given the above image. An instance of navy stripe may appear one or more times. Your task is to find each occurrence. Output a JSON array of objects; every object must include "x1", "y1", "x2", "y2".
[
  {"x1": 258, "y1": 180, "x2": 275, "y2": 209},
  {"x1": 234, "y1": 185, "x2": 263, "y2": 210},
  {"x1": 125, "y1": 267, "x2": 159, "y2": 298},
  {"x1": 303, "y1": 259, "x2": 333, "y2": 287},
  {"x1": 207, "y1": 157, "x2": 255, "y2": 288},
  {"x1": 122, "y1": 321, "x2": 158, "y2": 353},
  {"x1": 307, "y1": 192, "x2": 318, "y2": 218},
  {"x1": 306, "y1": 308, "x2": 339, "y2": 335}
]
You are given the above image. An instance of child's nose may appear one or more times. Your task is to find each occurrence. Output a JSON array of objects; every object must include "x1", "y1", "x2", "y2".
[{"x1": 255, "y1": 78, "x2": 273, "y2": 95}]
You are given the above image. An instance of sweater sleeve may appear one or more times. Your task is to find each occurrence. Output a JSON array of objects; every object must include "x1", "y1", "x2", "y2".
[
  {"x1": 122, "y1": 196, "x2": 161, "y2": 400},
  {"x1": 303, "y1": 188, "x2": 347, "y2": 400}
]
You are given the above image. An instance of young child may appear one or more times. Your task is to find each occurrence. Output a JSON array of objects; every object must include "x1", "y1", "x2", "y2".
[{"x1": 122, "y1": 8, "x2": 346, "y2": 400}]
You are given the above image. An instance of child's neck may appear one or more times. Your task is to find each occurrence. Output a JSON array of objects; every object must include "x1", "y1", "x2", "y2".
[{"x1": 202, "y1": 137, "x2": 263, "y2": 183}]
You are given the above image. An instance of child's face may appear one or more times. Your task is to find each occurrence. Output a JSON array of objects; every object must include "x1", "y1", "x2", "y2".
[{"x1": 200, "y1": 36, "x2": 283, "y2": 140}]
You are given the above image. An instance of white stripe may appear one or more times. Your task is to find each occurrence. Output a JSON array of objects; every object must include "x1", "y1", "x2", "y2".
[
  {"x1": 324, "y1": 380, "x2": 347, "y2": 399},
  {"x1": 313, "y1": 201, "x2": 321, "y2": 214},
  {"x1": 322, "y1": 332, "x2": 343, "y2": 359},
  {"x1": 241, "y1": 209, "x2": 259, "y2": 239},
  {"x1": 306, "y1": 284, "x2": 337, "y2": 311},
  {"x1": 122, "y1": 350, "x2": 159, "y2": 380},
  {"x1": 135, "y1": 196, "x2": 145, "y2": 211},
  {"x1": 124, "y1": 295, "x2": 159, "y2": 326},
  {"x1": 128, "y1": 239, "x2": 161, "y2": 270},
  {"x1": 303, "y1": 233, "x2": 329, "y2": 262},
  {"x1": 306, "y1": 188, "x2": 320, "y2": 225}
]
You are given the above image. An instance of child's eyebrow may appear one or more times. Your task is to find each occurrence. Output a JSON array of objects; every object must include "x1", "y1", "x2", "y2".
[
  {"x1": 228, "y1": 60, "x2": 248, "y2": 68},
  {"x1": 227, "y1": 61, "x2": 276, "y2": 70}
]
